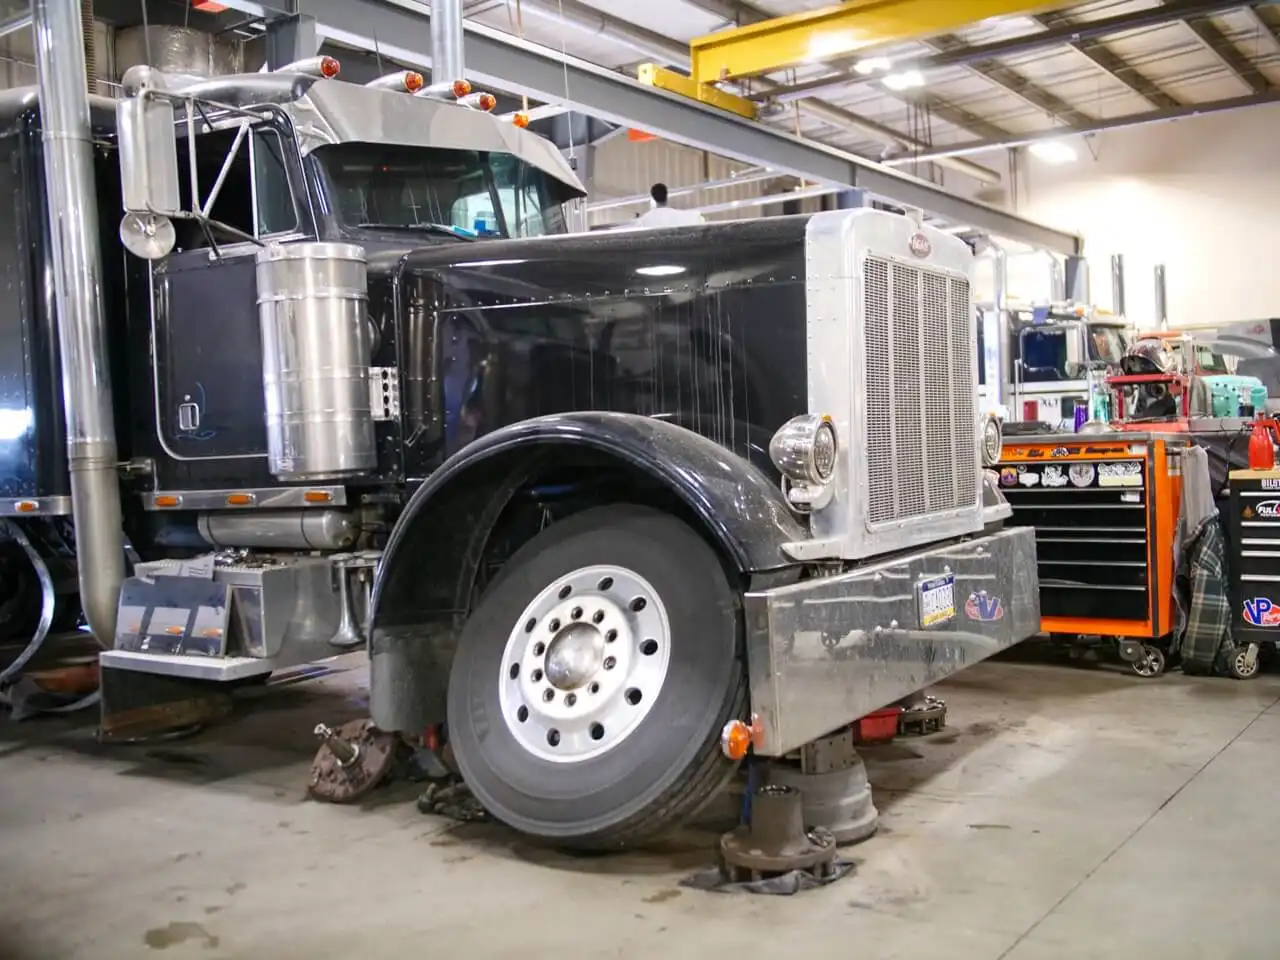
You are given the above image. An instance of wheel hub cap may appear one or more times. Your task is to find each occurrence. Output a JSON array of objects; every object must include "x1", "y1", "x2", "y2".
[
  {"x1": 545, "y1": 623, "x2": 604, "y2": 690},
  {"x1": 498, "y1": 564, "x2": 672, "y2": 764}
]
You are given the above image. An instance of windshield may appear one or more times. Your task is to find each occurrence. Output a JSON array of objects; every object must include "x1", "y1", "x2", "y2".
[
  {"x1": 1192, "y1": 344, "x2": 1231, "y2": 375},
  {"x1": 1014, "y1": 319, "x2": 1127, "y2": 382},
  {"x1": 1088, "y1": 324, "x2": 1127, "y2": 364},
  {"x1": 1017, "y1": 323, "x2": 1084, "y2": 382},
  {"x1": 314, "y1": 143, "x2": 570, "y2": 238}
]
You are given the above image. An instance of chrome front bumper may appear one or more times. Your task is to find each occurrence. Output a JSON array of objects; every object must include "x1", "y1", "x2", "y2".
[{"x1": 743, "y1": 525, "x2": 1039, "y2": 755}]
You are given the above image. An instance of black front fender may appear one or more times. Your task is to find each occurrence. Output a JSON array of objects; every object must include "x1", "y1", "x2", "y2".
[{"x1": 366, "y1": 412, "x2": 806, "y2": 732}]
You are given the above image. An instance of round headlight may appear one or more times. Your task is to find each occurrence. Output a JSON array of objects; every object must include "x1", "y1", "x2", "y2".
[
  {"x1": 981, "y1": 414, "x2": 1003, "y2": 467},
  {"x1": 812, "y1": 420, "x2": 837, "y2": 481},
  {"x1": 769, "y1": 414, "x2": 839, "y2": 486}
]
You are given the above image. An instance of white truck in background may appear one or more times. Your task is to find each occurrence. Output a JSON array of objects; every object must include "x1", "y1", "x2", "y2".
[{"x1": 979, "y1": 301, "x2": 1130, "y2": 430}]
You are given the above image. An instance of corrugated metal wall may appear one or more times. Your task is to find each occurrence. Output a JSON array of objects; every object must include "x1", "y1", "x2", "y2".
[
  {"x1": 588, "y1": 136, "x2": 764, "y2": 227},
  {"x1": 0, "y1": 15, "x2": 113, "y2": 91},
  {"x1": 587, "y1": 135, "x2": 827, "y2": 228},
  {"x1": 0, "y1": 17, "x2": 247, "y2": 97}
]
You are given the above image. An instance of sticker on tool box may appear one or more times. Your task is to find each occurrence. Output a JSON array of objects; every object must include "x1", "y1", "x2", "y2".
[
  {"x1": 1041, "y1": 465, "x2": 1068, "y2": 488},
  {"x1": 1098, "y1": 461, "x2": 1143, "y2": 488},
  {"x1": 1243, "y1": 597, "x2": 1280, "y2": 628},
  {"x1": 1068, "y1": 463, "x2": 1096, "y2": 487},
  {"x1": 918, "y1": 574, "x2": 956, "y2": 629},
  {"x1": 1244, "y1": 500, "x2": 1280, "y2": 520}
]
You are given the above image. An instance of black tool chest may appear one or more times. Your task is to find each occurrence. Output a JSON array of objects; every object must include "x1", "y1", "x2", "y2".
[{"x1": 1227, "y1": 469, "x2": 1280, "y2": 641}]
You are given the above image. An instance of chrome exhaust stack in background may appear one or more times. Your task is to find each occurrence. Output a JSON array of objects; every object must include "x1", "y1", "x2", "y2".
[
  {"x1": 32, "y1": 0, "x2": 125, "y2": 644},
  {"x1": 431, "y1": 0, "x2": 465, "y2": 90}
]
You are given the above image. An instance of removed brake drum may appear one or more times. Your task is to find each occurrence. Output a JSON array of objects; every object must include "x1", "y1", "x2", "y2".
[{"x1": 308, "y1": 718, "x2": 398, "y2": 804}]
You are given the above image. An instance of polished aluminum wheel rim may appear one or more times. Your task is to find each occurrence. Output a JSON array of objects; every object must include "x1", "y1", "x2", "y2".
[{"x1": 498, "y1": 564, "x2": 671, "y2": 763}]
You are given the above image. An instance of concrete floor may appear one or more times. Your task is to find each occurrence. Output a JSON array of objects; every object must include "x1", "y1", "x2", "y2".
[{"x1": 2, "y1": 652, "x2": 1279, "y2": 959}]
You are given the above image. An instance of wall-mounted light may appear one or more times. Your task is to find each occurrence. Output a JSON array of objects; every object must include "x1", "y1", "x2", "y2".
[
  {"x1": 635, "y1": 265, "x2": 686, "y2": 277},
  {"x1": 1029, "y1": 140, "x2": 1078, "y2": 165}
]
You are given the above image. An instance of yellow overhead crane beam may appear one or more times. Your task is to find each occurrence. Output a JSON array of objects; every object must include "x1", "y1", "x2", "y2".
[
  {"x1": 689, "y1": 0, "x2": 1075, "y2": 84},
  {"x1": 637, "y1": 64, "x2": 760, "y2": 120}
]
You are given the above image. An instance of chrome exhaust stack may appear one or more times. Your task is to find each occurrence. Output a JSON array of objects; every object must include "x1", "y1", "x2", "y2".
[
  {"x1": 431, "y1": 0, "x2": 465, "y2": 92},
  {"x1": 32, "y1": 0, "x2": 125, "y2": 644}
]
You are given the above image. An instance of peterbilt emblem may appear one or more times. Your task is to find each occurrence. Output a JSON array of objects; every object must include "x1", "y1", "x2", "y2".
[{"x1": 908, "y1": 233, "x2": 931, "y2": 258}]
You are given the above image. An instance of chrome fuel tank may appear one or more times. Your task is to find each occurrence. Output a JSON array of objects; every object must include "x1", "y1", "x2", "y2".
[{"x1": 256, "y1": 242, "x2": 375, "y2": 481}]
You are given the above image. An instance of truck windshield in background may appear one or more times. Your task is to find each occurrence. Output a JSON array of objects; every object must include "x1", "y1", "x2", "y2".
[
  {"x1": 1018, "y1": 321, "x2": 1127, "y2": 381},
  {"x1": 1088, "y1": 324, "x2": 1127, "y2": 365},
  {"x1": 314, "y1": 143, "x2": 573, "y2": 238}
]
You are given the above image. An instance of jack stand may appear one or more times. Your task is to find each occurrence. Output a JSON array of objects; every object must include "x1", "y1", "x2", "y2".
[{"x1": 767, "y1": 728, "x2": 878, "y2": 845}]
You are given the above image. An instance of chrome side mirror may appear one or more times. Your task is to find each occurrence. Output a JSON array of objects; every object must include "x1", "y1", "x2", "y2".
[{"x1": 116, "y1": 66, "x2": 180, "y2": 260}]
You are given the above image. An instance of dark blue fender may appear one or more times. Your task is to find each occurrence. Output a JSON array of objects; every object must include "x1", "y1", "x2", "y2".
[{"x1": 366, "y1": 412, "x2": 807, "y2": 731}]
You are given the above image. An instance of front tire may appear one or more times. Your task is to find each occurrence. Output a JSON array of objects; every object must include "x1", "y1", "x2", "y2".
[{"x1": 446, "y1": 504, "x2": 747, "y2": 850}]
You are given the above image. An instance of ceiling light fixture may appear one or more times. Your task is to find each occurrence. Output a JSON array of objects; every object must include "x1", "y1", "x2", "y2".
[
  {"x1": 635, "y1": 265, "x2": 686, "y2": 277},
  {"x1": 854, "y1": 57, "x2": 892, "y2": 75},
  {"x1": 1028, "y1": 140, "x2": 1078, "y2": 164},
  {"x1": 882, "y1": 69, "x2": 925, "y2": 91}
]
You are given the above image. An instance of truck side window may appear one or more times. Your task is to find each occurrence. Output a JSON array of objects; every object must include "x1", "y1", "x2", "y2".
[
  {"x1": 172, "y1": 122, "x2": 297, "y2": 246},
  {"x1": 251, "y1": 128, "x2": 296, "y2": 237}
]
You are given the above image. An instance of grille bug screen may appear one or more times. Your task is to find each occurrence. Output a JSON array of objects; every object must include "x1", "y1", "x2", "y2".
[{"x1": 864, "y1": 256, "x2": 976, "y2": 525}]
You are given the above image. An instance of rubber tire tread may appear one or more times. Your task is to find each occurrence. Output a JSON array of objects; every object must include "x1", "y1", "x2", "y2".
[
  {"x1": 448, "y1": 503, "x2": 748, "y2": 851},
  {"x1": 586, "y1": 660, "x2": 747, "y2": 851}
]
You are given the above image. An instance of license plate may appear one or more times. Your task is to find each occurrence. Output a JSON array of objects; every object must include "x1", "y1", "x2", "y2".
[{"x1": 917, "y1": 574, "x2": 956, "y2": 629}]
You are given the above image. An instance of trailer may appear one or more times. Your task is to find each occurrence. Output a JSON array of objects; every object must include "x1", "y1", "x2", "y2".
[{"x1": 2, "y1": 1, "x2": 1039, "y2": 850}]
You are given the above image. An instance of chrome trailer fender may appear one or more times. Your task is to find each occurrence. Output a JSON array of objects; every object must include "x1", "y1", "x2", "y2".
[{"x1": 367, "y1": 411, "x2": 806, "y2": 734}]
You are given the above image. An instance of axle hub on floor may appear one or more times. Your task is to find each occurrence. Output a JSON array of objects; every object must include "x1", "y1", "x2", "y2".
[{"x1": 720, "y1": 784, "x2": 838, "y2": 882}]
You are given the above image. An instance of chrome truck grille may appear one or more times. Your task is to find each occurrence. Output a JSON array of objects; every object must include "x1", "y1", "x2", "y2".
[{"x1": 864, "y1": 256, "x2": 977, "y2": 526}]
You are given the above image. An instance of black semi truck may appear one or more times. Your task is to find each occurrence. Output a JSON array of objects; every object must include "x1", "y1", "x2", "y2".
[{"x1": 0, "y1": 53, "x2": 1039, "y2": 848}]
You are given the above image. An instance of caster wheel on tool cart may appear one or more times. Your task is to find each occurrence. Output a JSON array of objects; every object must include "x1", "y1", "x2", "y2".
[
  {"x1": 1130, "y1": 645, "x2": 1166, "y2": 679},
  {"x1": 446, "y1": 504, "x2": 747, "y2": 851},
  {"x1": 1228, "y1": 644, "x2": 1261, "y2": 680}
]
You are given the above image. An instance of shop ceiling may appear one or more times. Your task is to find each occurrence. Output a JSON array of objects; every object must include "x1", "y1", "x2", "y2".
[{"x1": 138, "y1": 0, "x2": 1280, "y2": 252}]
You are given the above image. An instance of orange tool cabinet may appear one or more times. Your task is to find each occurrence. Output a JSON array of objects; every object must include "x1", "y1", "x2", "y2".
[{"x1": 995, "y1": 433, "x2": 1184, "y2": 674}]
